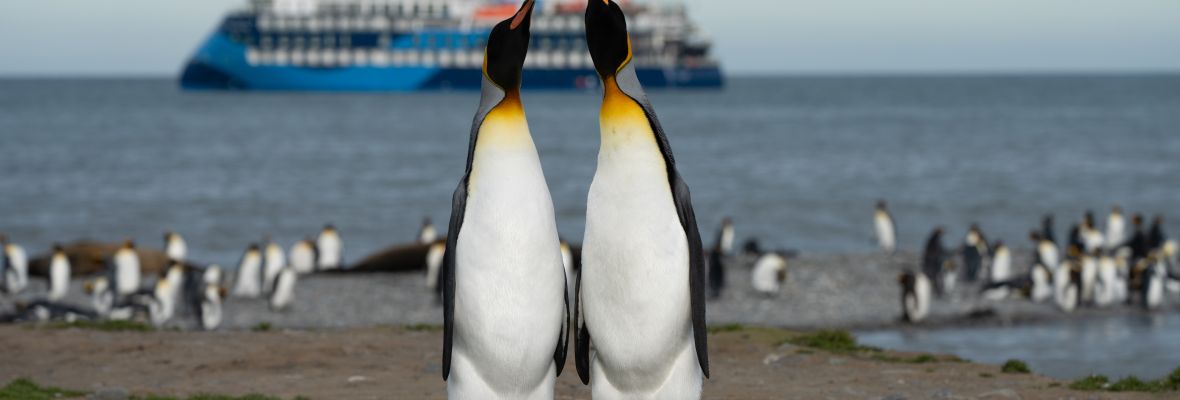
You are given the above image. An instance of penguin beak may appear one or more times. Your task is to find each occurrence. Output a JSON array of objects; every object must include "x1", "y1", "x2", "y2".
[
  {"x1": 510, "y1": 0, "x2": 535, "y2": 31},
  {"x1": 585, "y1": 0, "x2": 630, "y2": 79}
]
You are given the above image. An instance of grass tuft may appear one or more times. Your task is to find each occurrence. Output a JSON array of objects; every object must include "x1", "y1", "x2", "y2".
[
  {"x1": 1001, "y1": 359, "x2": 1031, "y2": 374},
  {"x1": 1069, "y1": 368, "x2": 1180, "y2": 393},
  {"x1": 48, "y1": 320, "x2": 153, "y2": 332},
  {"x1": 707, "y1": 323, "x2": 746, "y2": 334},
  {"x1": 251, "y1": 322, "x2": 272, "y2": 332},
  {"x1": 786, "y1": 330, "x2": 878, "y2": 354},
  {"x1": 0, "y1": 378, "x2": 85, "y2": 400}
]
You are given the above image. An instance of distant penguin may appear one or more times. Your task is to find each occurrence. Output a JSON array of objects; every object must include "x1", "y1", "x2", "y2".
[
  {"x1": 961, "y1": 224, "x2": 989, "y2": 282},
  {"x1": 1094, "y1": 254, "x2": 1122, "y2": 307},
  {"x1": 316, "y1": 224, "x2": 342, "y2": 270},
  {"x1": 718, "y1": 217, "x2": 735, "y2": 255},
  {"x1": 163, "y1": 262, "x2": 186, "y2": 301},
  {"x1": 874, "y1": 200, "x2": 897, "y2": 254},
  {"x1": 112, "y1": 240, "x2": 141, "y2": 297},
  {"x1": 164, "y1": 231, "x2": 187, "y2": 263},
  {"x1": 899, "y1": 270, "x2": 931, "y2": 323},
  {"x1": 576, "y1": 0, "x2": 708, "y2": 396},
  {"x1": 232, "y1": 244, "x2": 263, "y2": 298},
  {"x1": 1067, "y1": 224, "x2": 1084, "y2": 255},
  {"x1": 1031, "y1": 231, "x2": 1059, "y2": 274},
  {"x1": 922, "y1": 227, "x2": 946, "y2": 295},
  {"x1": 289, "y1": 238, "x2": 317, "y2": 275},
  {"x1": 47, "y1": 244, "x2": 71, "y2": 301},
  {"x1": 560, "y1": 240, "x2": 576, "y2": 297},
  {"x1": 418, "y1": 218, "x2": 437, "y2": 244},
  {"x1": 1, "y1": 235, "x2": 29, "y2": 294},
  {"x1": 1080, "y1": 250, "x2": 1099, "y2": 304},
  {"x1": 200, "y1": 264, "x2": 225, "y2": 330},
  {"x1": 149, "y1": 276, "x2": 177, "y2": 327},
  {"x1": 1054, "y1": 256, "x2": 1080, "y2": 313},
  {"x1": 424, "y1": 241, "x2": 446, "y2": 293},
  {"x1": 269, "y1": 266, "x2": 297, "y2": 311},
  {"x1": 441, "y1": 3, "x2": 569, "y2": 397},
  {"x1": 989, "y1": 241, "x2": 1011, "y2": 283},
  {"x1": 1041, "y1": 214, "x2": 1057, "y2": 245},
  {"x1": 262, "y1": 238, "x2": 285, "y2": 291},
  {"x1": 1105, "y1": 206, "x2": 1126, "y2": 251},
  {"x1": 1128, "y1": 214, "x2": 1150, "y2": 262},
  {"x1": 1030, "y1": 263, "x2": 1053, "y2": 303},
  {"x1": 750, "y1": 251, "x2": 787, "y2": 295},
  {"x1": 85, "y1": 277, "x2": 114, "y2": 316},
  {"x1": 1081, "y1": 212, "x2": 1105, "y2": 253},
  {"x1": 1144, "y1": 254, "x2": 1166, "y2": 310},
  {"x1": 1148, "y1": 215, "x2": 1166, "y2": 251}
]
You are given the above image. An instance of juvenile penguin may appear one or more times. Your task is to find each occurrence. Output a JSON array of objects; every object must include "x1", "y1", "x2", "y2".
[
  {"x1": 164, "y1": 231, "x2": 187, "y2": 263},
  {"x1": 232, "y1": 244, "x2": 263, "y2": 298},
  {"x1": 47, "y1": 244, "x2": 71, "y2": 301},
  {"x1": 262, "y1": 238, "x2": 285, "y2": 291},
  {"x1": 440, "y1": 2, "x2": 570, "y2": 398},
  {"x1": 1106, "y1": 206, "x2": 1126, "y2": 251},
  {"x1": 316, "y1": 224, "x2": 343, "y2": 270},
  {"x1": 750, "y1": 251, "x2": 788, "y2": 295},
  {"x1": 289, "y1": 238, "x2": 317, "y2": 275},
  {"x1": 111, "y1": 240, "x2": 141, "y2": 297},
  {"x1": 576, "y1": 0, "x2": 709, "y2": 396},
  {"x1": 922, "y1": 227, "x2": 947, "y2": 295},
  {"x1": 1, "y1": 235, "x2": 28, "y2": 294},
  {"x1": 419, "y1": 218, "x2": 438, "y2": 244},
  {"x1": 899, "y1": 270, "x2": 931, "y2": 323},
  {"x1": 874, "y1": 200, "x2": 897, "y2": 254}
]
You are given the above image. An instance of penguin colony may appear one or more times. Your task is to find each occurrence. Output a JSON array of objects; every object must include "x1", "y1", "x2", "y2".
[
  {"x1": 0, "y1": 224, "x2": 345, "y2": 330},
  {"x1": 875, "y1": 202, "x2": 1180, "y2": 324}
]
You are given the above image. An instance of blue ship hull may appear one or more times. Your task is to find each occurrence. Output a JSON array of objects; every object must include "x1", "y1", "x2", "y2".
[{"x1": 181, "y1": 33, "x2": 723, "y2": 91}]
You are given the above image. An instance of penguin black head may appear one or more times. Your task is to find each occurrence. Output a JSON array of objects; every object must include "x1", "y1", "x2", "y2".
[
  {"x1": 324, "y1": 223, "x2": 335, "y2": 231},
  {"x1": 483, "y1": 0, "x2": 534, "y2": 91},
  {"x1": 1029, "y1": 231, "x2": 1042, "y2": 242},
  {"x1": 122, "y1": 239, "x2": 135, "y2": 249},
  {"x1": 1132, "y1": 213, "x2": 1144, "y2": 227},
  {"x1": 1152, "y1": 214, "x2": 1163, "y2": 227},
  {"x1": 876, "y1": 200, "x2": 888, "y2": 210},
  {"x1": 422, "y1": 217, "x2": 433, "y2": 226},
  {"x1": 1112, "y1": 205, "x2": 1123, "y2": 215},
  {"x1": 248, "y1": 243, "x2": 260, "y2": 251},
  {"x1": 0, "y1": 234, "x2": 7, "y2": 245},
  {"x1": 585, "y1": 0, "x2": 632, "y2": 79},
  {"x1": 993, "y1": 239, "x2": 1005, "y2": 249}
]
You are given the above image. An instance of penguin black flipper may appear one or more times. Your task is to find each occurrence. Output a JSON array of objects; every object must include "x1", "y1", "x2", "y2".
[
  {"x1": 441, "y1": 178, "x2": 468, "y2": 381},
  {"x1": 553, "y1": 269, "x2": 570, "y2": 376},
  {"x1": 574, "y1": 267, "x2": 592, "y2": 384}
]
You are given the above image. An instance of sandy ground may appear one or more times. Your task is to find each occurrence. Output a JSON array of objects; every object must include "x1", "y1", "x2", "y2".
[{"x1": 0, "y1": 324, "x2": 1163, "y2": 400}]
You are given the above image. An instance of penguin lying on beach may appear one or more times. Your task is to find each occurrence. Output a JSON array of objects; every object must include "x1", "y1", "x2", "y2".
[
  {"x1": 751, "y1": 251, "x2": 788, "y2": 296},
  {"x1": 899, "y1": 270, "x2": 931, "y2": 323}
]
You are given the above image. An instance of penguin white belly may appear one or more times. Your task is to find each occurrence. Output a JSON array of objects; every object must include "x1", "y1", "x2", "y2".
[
  {"x1": 5, "y1": 246, "x2": 28, "y2": 292},
  {"x1": 166, "y1": 240, "x2": 187, "y2": 262},
  {"x1": 202, "y1": 286, "x2": 223, "y2": 330},
  {"x1": 874, "y1": 214, "x2": 895, "y2": 253},
  {"x1": 48, "y1": 256, "x2": 70, "y2": 301},
  {"x1": 990, "y1": 251, "x2": 1011, "y2": 282},
  {"x1": 234, "y1": 254, "x2": 262, "y2": 298},
  {"x1": 114, "y1": 251, "x2": 140, "y2": 295},
  {"x1": 264, "y1": 246, "x2": 285, "y2": 290},
  {"x1": 1081, "y1": 258, "x2": 1098, "y2": 302},
  {"x1": 750, "y1": 255, "x2": 785, "y2": 294},
  {"x1": 290, "y1": 245, "x2": 316, "y2": 274},
  {"x1": 912, "y1": 273, "x2": 932, "y2": 321},
  {"x1": 270, "y1": 268, "x2": 297, "y2": 311},
  {"x1": 451, "y1": 147, "x2": 564, "y2": 397},
  {"x1": 424, "y1": 242, "x2": 446, "y2": 290},
  {"x1": 1031, "y1": 266, "x2": 1052, "y2": 302},
  {"x1": 317, "y1": 236, "x2": 342, "y2": 269},
  {"x1": 583, "y1": 143, "x2": 699, "y2": 396}
]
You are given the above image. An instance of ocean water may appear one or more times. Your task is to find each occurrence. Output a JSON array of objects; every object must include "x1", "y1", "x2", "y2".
[{"x1": 1, "y1": 76, "x2": 1178, "y2": 265}]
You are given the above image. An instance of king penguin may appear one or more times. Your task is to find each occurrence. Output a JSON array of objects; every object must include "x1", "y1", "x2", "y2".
[
  {"x1": 1, "y1": 235, "x2": 29, "y2": 294},
  {"x1": 419, "y1": 218, "x2": 438, "y2": 244},
  {"x1": 576, "y1": 0, "x2": 709, "y2": 397},
  {"x1": 440, "y1": 1, "x2": 570, "y2": 398},
  {"x1": 47, "y1": 244, "x2": 71, "y2": 302},
  {"x1": 316, "y1": 224, "x2": 343, "y2": 270},
  {"x1": 164, "y1": 231, "x2": 187, "y2": 263},
  {"x1": 111, "y1": 240, "x2": 141, "y2": 297},
  {"x1": 874, "y1": 200, "x2": 897, "y2": 254},
  {"x1": 232, "y1": 244, "x2": 263, "y2": 298},
  {"x1": 899, "y1": 270, "x2": 931, "y2": 323},
  {"x1": 1105, "y1": 206, "x2": 1126, "y2": 251},
  {"x1": 262, "y1": 237, "x2": 285, "y2": 292},
  {"x1": 289, "y1": 238, "x2": 317, "y2": 275}
]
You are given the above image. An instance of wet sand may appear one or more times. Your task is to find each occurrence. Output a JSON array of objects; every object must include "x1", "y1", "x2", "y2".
[{"x1": 0, "y1": 324, "x2": 1160, "y2": 399}]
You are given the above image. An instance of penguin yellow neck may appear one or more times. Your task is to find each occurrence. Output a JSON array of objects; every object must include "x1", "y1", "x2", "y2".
[
  {"x1": 600, "y1": 77, "x2": 653, "y2": 149},
  {"x1": 477, "y1": 90, "x2": 532, "y2": 149}
]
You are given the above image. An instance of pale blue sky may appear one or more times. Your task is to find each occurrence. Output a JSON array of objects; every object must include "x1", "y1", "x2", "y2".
[{"x1": 0, "y1": 0, "x2": 1177, "y2": 76}]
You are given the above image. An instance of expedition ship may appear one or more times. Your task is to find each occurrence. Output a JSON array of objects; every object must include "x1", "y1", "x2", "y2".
[{"x1": 180, "y1": 0, "x2": 723, "y2": 91}]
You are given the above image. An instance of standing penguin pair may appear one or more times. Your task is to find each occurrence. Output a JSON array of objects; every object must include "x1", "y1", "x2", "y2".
[{"x1": 441, "y1": 0, "x2": 707, "y2": 398}]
